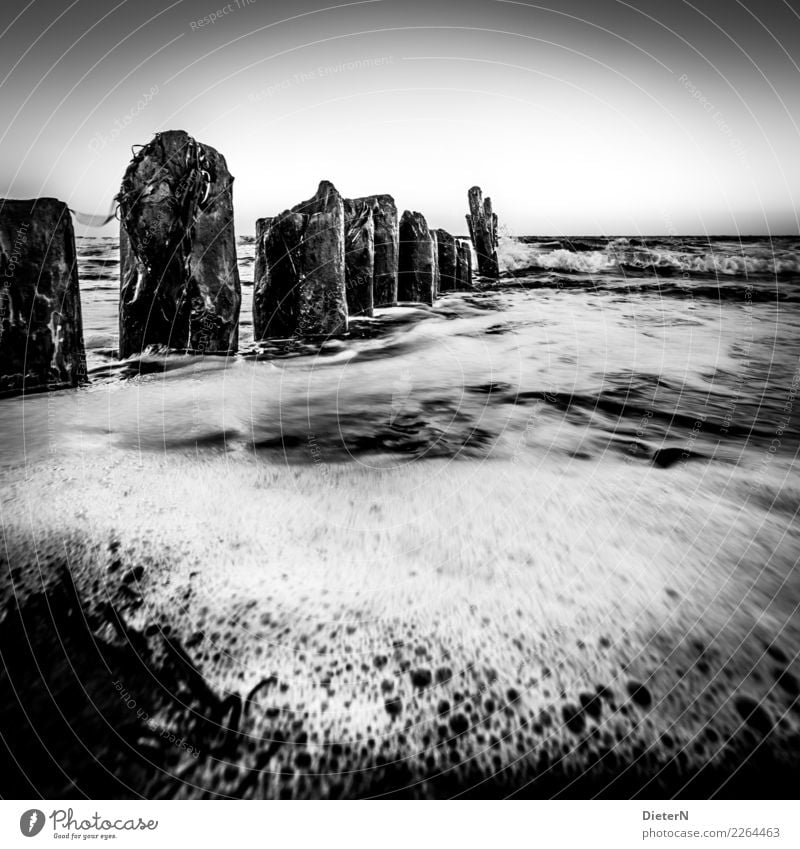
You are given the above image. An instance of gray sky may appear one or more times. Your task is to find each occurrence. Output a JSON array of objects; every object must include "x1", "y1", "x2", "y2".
[{"x1": 1, "y1": 0, "x2": 799, "y2": 235}]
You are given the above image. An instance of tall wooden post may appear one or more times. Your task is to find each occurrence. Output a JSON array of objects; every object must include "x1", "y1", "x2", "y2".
[
  {"x1": 466, "y1": 186, "x2": 499, "y2": 278},
  {"x1": 118, "y1": 130, "x2": 241, "y2": 357},
  {"x1": 0, "y1": 198, "x2": 86, "y2": 392}
]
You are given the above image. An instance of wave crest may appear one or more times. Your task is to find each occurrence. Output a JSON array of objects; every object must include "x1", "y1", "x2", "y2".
[{"x1": 498, "y1": 236, "x2": 800, "y2": 279}]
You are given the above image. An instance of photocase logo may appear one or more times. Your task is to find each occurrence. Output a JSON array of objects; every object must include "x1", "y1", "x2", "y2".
[
  {"x1": 19, "y1": 809, "x2": 45, "y2": 837},
  {"x1": 14, "y1": 806, "x2": 160, "y2": 838}
]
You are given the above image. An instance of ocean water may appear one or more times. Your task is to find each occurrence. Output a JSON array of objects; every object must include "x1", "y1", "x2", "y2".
[
  {"x1": 19, "y1": 233, "x2": 800, "y2": 466},
  {"x1": 1, "y1": 234, "x2": 799, "y2": 798}
]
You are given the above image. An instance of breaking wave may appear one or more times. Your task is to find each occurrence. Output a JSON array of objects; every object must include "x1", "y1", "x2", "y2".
[{"x1": 498, "y1": 235, "x2": 800, "y2": 279}]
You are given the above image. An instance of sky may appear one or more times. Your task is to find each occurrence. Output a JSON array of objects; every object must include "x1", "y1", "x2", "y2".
[{"x1": 1, "y1": 0, "x2": 799, "y2": 236}]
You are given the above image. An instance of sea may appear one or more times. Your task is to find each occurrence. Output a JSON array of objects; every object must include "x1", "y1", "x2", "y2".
[{"x1": 61, "y1": 233, "x2": 800, "y2": 466}]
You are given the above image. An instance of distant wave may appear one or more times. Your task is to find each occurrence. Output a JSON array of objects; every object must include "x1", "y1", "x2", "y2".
[{"x1": 497, "y1": 236, "x2": 800, "y2": 279}]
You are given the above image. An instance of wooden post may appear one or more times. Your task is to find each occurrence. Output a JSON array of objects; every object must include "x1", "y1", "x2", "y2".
[
  {"x1": 254, "y1": 181, "x2": 348, "y2": 339},
  {"x1": 455, "y1": 239, "x2": 473, "y2": 290},
  {"x1": 431, "y1": 229, "x2": 440, "y2": 298},
  {"x1": 398, "y1": 211, "x2": 435, "y2": 305},
  {"x1": 118, "y1": 130, "x2": 241, "y2": 357},
  {"x1": 293, "y1": 181, "x2": 347, "y2": 336},
  {"x1": 0, "y1": 198, "x2": 86, "y2": 392},
  {"x1": 343, "y1": 199, "x2": 374, "y2": 317},
  {"x1": 434, "y1": 229, "x2": 458, "y2": 292},
  {"x1": 253, "y1": 213, "x2": 305, "y2": 340},
  {"x1": 352, "y1": 194, "x2": 398, "y2": 307},
  {"x1": 466, "y1": 185, "x2": 499, "y2": 278}
]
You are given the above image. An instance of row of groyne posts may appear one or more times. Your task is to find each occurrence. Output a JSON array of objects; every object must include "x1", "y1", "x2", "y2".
[{"x1": 0, "y1": 130, "x2": 500, "y2": 393}]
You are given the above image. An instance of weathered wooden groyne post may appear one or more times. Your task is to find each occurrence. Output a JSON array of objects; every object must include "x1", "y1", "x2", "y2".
[
  {"x1": 253, "y1": 213, "x2": 302, "y2": 338},
  {"x1": 456, "y1": 239, "x2": 473, "y2": 289},
  {"x1": 117, "y1": 130, "x2": 241, "y2": 358},
  {"x1": 343, "y1": 199, "x2": 374, "y2": 317},
  {"x1": 466, "y1": 186, "x2": 499, "y2": 278},
  {"x1": 254, "y1": 180, "x2": 348, "y2": 339},
  {"x1": 397, "y1": 211, "x2": 435, "y2": 305},
  {"x1": 0, "y1": 198, "x2": 86, "y2": 392},
  {"x1": 293, "y1": 181, "x2": 347, "y2": 335},
  {"x1": 431, "y1": 229, "x2": 440, "y2": 297},
  {"x1": 351, "y1": 194, "x2": 398, "y2": 307},
  {"x1": 434, "y1": 229, "x2": 458, "y2": 292}
]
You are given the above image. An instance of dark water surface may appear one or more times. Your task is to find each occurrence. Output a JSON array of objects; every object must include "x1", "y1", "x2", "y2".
[{"x1": 6, "y1": 234, "x2": 799, "y2": 468}]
